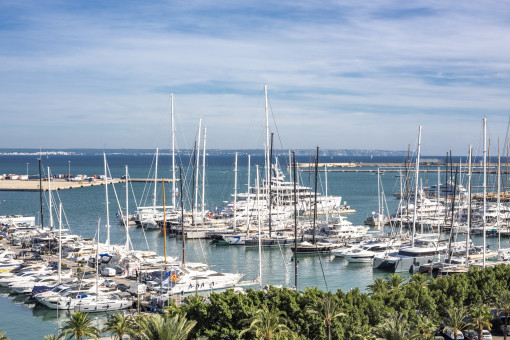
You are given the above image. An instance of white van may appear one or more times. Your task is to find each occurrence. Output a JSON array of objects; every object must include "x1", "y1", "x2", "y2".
[{"x1": 443, "y1": 327, "x2": 464, "y2": 340}]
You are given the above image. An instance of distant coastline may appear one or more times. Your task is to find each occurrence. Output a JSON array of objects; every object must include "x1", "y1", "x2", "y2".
[{"x1": 0, "y1": 148, "x2": 407, "y2": 157}]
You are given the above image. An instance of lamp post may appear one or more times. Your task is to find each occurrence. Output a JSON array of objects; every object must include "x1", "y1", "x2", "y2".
[
  {"x1": 68, "y1": 161, "x2": 70, "y2": 178},
  {"x1": 26, "y1": 163, "x2": 29, "y2": 177}
]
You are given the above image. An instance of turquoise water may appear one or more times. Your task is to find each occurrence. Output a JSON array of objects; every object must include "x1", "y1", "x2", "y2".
[{"x1": 0, "y1": 153, "x2": 501, "y2": 339}]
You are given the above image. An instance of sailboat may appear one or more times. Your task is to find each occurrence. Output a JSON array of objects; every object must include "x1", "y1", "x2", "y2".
[{"x1": 373, "y1": 127, "x2": 447, "y2": 273}]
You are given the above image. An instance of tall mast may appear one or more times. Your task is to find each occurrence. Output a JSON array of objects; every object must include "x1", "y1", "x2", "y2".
[
  {"x1": 483, "y1": 117, "x2": 487, "y2": 267},
  {"x1": 411, "y1": 126, "x2": 422, "y2": 248},
  {"x1": 58, "y1": 202, "x2": 62, "y2": 283},
  {"x1": 48, "y1": 167, "x2": 53, "y2": 229},
  {"x1": 325, "y1": 164, "x2": 329, "y2": 223},
  {"x1": 104, "y1": 153, "x2": 110, "y2": 247},
  {"x1": 163, "y1": 179, "x2": 167, "y2": 264},
  {"x1": 96, "y1": 218, "x2": 100, "y2": 297},
  {"x1": 466, "y1": 146, "x2": 472, "y2": 262},
  {"x1": 38, "y1": 158, "x2": 44, "y2": 229},
  {"x1": 264, "y1": 84, "x2": 270, "y2": 185},
  {"x1": 201, "y1": 126, "x2": 207, "y2": 221},
  {"x1": 171, "y1": 94, "x2": 176, "y2": 209},
  {"x1": 268, "y1": 133, "x2": 274, "y2": 238},
  {"x1": 195, "y1": 119, "x2": 202, "y2": 214},
  {"x1": 293, "y1": 152, "x2": 298, "y2": 289},
  {"x1": 313, "y1": 147, "x2": 319, "y2": 244},
  {"x1": 377, "y1": 167, "x2": 381, "y2": 218},
  {"x1": 125, "y1": 165, "x2": 130, "y2": 251},
  {"x1": 191, "y1": 142, "x2": 197, "y2": 226},
  {"x1": 233, "y1": 152, "x2": 238, "y2": 230},
  {"x1": 246, "y1": 155, "x2": 251, "y2": 237},
  {"x1": 498, "y1": 141, "x2": 501, "y2": 251},
  {"x1": 153, "y1": 148, "x2": 159, "y2": 215},
  {"x1": 180, "y1": 167, "x2": 185, "y2": 264},
  {"x1": 256, "y1": 165, "x2": 262, "y2": 289}
]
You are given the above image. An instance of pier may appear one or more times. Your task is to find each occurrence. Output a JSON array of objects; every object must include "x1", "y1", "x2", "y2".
[{"x1": 0, "y1": 178, "x2": 178, "y2": 192}]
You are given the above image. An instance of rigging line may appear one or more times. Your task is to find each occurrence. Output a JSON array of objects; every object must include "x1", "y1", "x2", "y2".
[
  {"x1": 267, "y1": 96, "x2": 284, "y2": 150},
  {"x1": 106, "y1": 162, "x2": 134, "y2": 250},
  {"x1": 315, "y1": 244, "x2": 329, "y2": 291},
  {"x1": 53, "y1": 189, "x2": 72, "y2": 235}
]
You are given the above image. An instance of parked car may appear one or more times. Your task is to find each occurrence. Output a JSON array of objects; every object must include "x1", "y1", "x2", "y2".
[
  {"x1": 463, "y1": 330, "x2": 478, "y2": 340},
  {"x1": 444, "y1": 327, "x2": 465, "y2": 340},
  {"x1": 481, "y1": 330, "x2": 492, "y2": 340},
  {"x1": 500, "y1": 325, "x2": 510, "y2": 336},
  {"x1": 116, "y1": 283, "x2": 128, "y2": 292},
  {"x1": 104, "y1": 279, "x2": 116, "y2": 288}
]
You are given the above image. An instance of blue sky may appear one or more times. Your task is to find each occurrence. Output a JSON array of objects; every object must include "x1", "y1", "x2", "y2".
[{"x1": 1, "y1": 0, "x2": 510, "y2": 155}]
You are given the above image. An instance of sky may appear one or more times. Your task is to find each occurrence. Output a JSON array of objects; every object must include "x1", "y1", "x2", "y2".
[{"x1": 1, "y1": 0, "x2": 510, "y2": 155}]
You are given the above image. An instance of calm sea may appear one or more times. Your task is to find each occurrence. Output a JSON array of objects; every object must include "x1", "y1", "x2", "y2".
[{"x1": 0, "y1": 152, "x2": 501, "y2": 339}]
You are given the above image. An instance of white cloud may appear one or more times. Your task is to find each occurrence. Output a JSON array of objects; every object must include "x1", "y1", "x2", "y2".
[{"x1": 1, "y1": 0, "x2": 510, "y2": 154}]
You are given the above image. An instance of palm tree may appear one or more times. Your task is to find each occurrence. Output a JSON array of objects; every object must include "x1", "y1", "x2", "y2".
[
  {"x1": 239, "y1": 304, "x2": 291, "y2": 340},
  {"x1": 136, "y1": 313, "x2": 196, "y2": 340},
  {"x1": 469, "y1": 305, "x2": 492, "y2": 340},
  {"x1": 367, "y1": 278, "x2": 389, "y2": 295},
  {"x1": 496, "y1": 290, "x2": 510, "y2": 340},
  {"x1": 59, "y1": 311, "x2": 100, "y2": 340},
  {"x1": 0, "y1": 331, "x2": 9, "y2": 340},
  {"x1": 386, "y1": 273, "x2": 405, "y2": 290},
  {"x1": 375, "y1": 312, "x2": 417, "y2": 340},
  {"x1": 443, "y1": 306, "x2": 471, "y2": 340},
  {"x1": 307, "y1": 293, "x2": 345, "y2": 340},
  {"x1": 102, "y1": 313, "x2": 136, "y2": 340},
  {"x1": 43, "y1": 335, "x2": 57, "y2": 340},
  {"x1": 412, "y1": 314, "x2": 436, "y2": 340}
]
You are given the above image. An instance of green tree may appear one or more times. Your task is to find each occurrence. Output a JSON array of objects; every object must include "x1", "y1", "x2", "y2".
[
  {"x1": 412, "y1": 314, "x2": 437, "y2": 340},
  {"x1": 307, "y1": 293, "x2": 345, "y2": 340},
  {"x1": 135, "y1": 313, "x2": 196, "y2": 340},
  {"x1": 367, "y1": 278, "x2": 389, "y2": 295},
  {"x1": 0, "y1": 331, "x2": 9, "y2": 340},
  {"x1": 469, "y1": 304, "x2": 492, "y2": 340},
  {"x1": 59, "y1": 311, "x2": 100, "y2": 340},
  {"x1": 443, "y1": 306, "x2": 471, "y2": 340},
  {"x1": 375, "y1": 311, "x2": 417, "y2": 340},
  {"x1": 386, "y1": 274, "x2": 405, "y2": 290},
  {"x1": 102, "y1": 313, "x2": 136, "y2": 340},
  {"x1": 496, "y1": 290, "x2": 510, "y2": 340},
  {"x1": 43, "y1": 335, "x2": 57, "y2": 340},
  {"x1": 239, "y1": 304, "x2": 291, "y2": 340}
]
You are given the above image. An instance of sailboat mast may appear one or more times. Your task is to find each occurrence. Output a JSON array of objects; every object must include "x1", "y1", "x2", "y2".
[
  {"x1": 498, "y1": 142, "x2": 501, "y2": 251},
  {"x1": 201, "y1": 127, "x2": 207, "y2": 221},
  {"x1": 264, "y1": 84, "x2": 270, "y2": 185},
  {"x1": 58, "y1": 202, "x2": 62, "y2": 283},
  {"x1": 180, "y1": 167, "x2": 185, "y2": 264},
  {"x1": 313, "y1": 147, "x2": 319, "y2": 245},
  {"x1": 104, "y1": 153, "x2": 110, "y2": 247},
  {"x1": 163, "y1": 179, "x2": 167, "y2": 264},
  {"x1": 377, "y1": 167, "x2": 381, "y2": 217},
  {"x1": 171, "y1": 94, "x2": 176, "y2": 209},
  {"x1": 483, "y1": 117, "x2": 487, "y2": 267},
  {"x1": 293, "y1": 152, "x2": 298, "y2": 289},
  {"x1": 256, "y1": 165, "x2": 262, "y2": 290},
  {"x1": 125, "y1": 166, "x2": 130, "y2": 251},
  {"x1": 466, "y1": 146, "x2": 472, "y2": 262},
  {"x1": 195, "y1": 119, "x2": 202, "y2": 214},
  {"x1": 411, "y1": 126, "x2": 422, "y2": 248},
  {"x1": 233, "y1": 152, "x2": 238, "y2": 230},
  {"x1": 48, "y1": 167, "x2": 53, "y2": 229},
  {"x1": 268, "y1": 133, "x2": 274, "y2": 238},
  {"x1": 325, "y1": 164, "x2": 329, "y2": 223},
  {"x1": 154, "y1": 148, "x2": 159, "y2": 215},
  {"x1": 38, "y1": 158, "x2": 44, "y2": 229},
  {"x1": 246, "y1": 155, "x2": 251, "y2": 237},
  {"x1": 191, "y1": 142, "x2": 197, "y2": 226}
]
